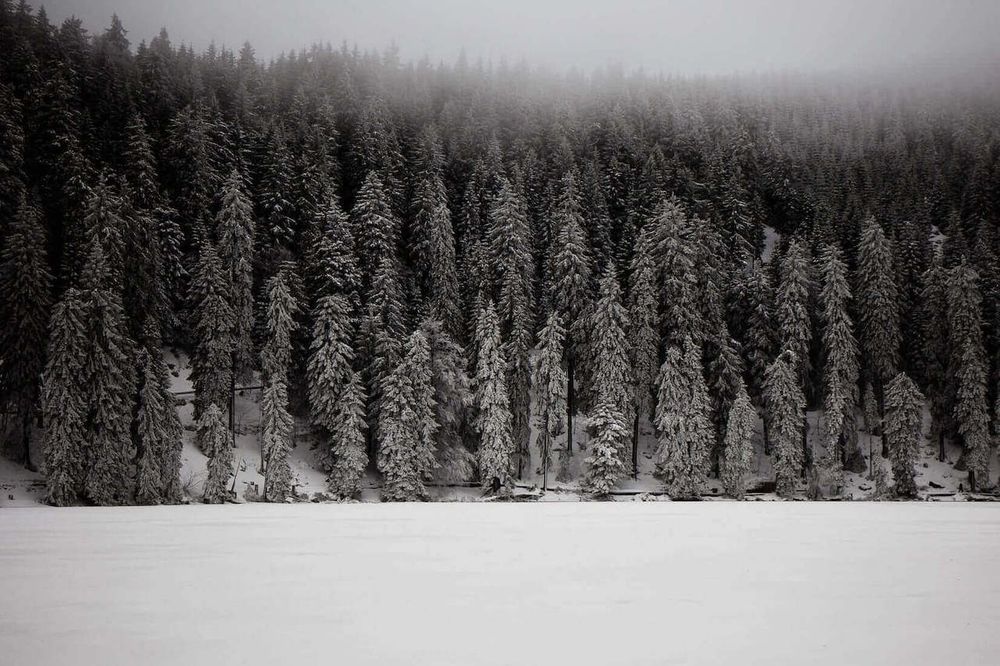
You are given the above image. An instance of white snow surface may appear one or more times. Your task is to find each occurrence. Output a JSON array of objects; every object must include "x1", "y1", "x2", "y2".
[{"x1": 2, "y1": 502, "x2": 999, "y2": 666}]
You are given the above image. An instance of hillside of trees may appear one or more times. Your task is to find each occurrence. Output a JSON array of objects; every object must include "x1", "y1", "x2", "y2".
[{"x1": 1, "y1": 2, "x2": 999, "y2": 504}]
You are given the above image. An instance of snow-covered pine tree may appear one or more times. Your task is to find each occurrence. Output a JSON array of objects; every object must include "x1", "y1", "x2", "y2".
[
  {"x1": 648, "y1": 200, "x2": 702, "y2": 343},
  {"x1": 955, "y1": 340, "x2": 991, "y2": 491},
  {"x1": 421, "y1": 318, "x2": 475, "y2": 482},
  {"x1": 489, "y1": 177, "x2": 535, "y2": 477},
  {"x1": 721, "y1": 379, "x2": 755, "y2": 499},
  {"x1": 883, "y1": 372, "x2": 925, "y2": 497},
  {"x1": 351, "y1": 170, "x2": 399, "y2": 291},
  {"x1": 306, "y1": 194, "x2": 360, "y2": 309},
  {"x1": 531, "y1": 313, "x2": 568, "y2": 489},
  {"x1": 475, "y1": 301, "x2": 515, "y2": 491},
  {"x1": 706, "y1": 327, "x2": 744, "y2": 468},
  {"x1": 818, "y1": 244, "x2": 862, "y2": 471},
  {"x1": 41, "y1": 287, "x2": 89, "y2": 506},
  {"x1": 200, "y1": 403, "x2": 233, "y2": 504},
  {"x1": 583, "y1": 266, "x2": 632, "y2": 490},
  {"x1": 626, "y1": 248, "x2": 660, "y2": 477},
  {"x1": 0, "y1": 198, "x2": 52, "y2": 468},
  {"x1": 410, "y1": 125, "x2": 461, "y2": 333},
  {"x1": 947, "y1": 261, "x2": 991, "y2": 489},
  {"x1": 377, "y1": 358, "x2": 424, "y2": 501},
  {"x1": 589, "y1": 266, "x2": 632, "y2": 418},
  {"x1": 654, "y1": 337, "x2": 713, "y2": 497},
  {"x1": 742, "y1": 262, "x2": 777, "y2": 407},
  {"x1": 261, "y1": 270, "x2": 298, "y2": 501},
  {"x1": 217, "y1": 168, "x2": 256, "y2": 382},
  {"x1": 261, "y1": 269, "x2": 299, "y2": 386},
  {"x1": 550, "y1": 171, "x2": 593, "y2": 455},
  {"x1": 917, "y1": 257, "x2": 950, "y2": 460},
  {"x1": 327, "y1": 370, "x2": 368, "y2": 498},
  {"x1": 361, "y1": 254, "x2": 407, "y2": 450},
  {"x1": 307, "y1": 293, "x2": 355, "y2": 438},
  {"x1": 261, "y1": 380, "x2": 293, "y2": 501},
  {"x1": 583, "y1": 400, "x2": 629, "y2": 497},
  {"x1": 256, "y1": 125, "x2": 295, "y2": 262},
  {"x1": 857, "y1": 217, "x2": 901, "y2": 404},
  {"x1": 135, "y1": 348, "x2": 167, "y2": 505},
  {"x1": 139, "y1": 317, "x2": 184, "y2": 503},
  {"x1": 79, "y1": 239, "x2": 137, "y2": 505},
  {"x1": 402, "y1": 329, "x2": 439, "y2": 481},
  {"x1": 763, "y1": 349, "x2": 806, "y2": 497},
  {"x1": 189, "y1": 241, "x2": 233, "y2": 421},
  {"x1": 776, "y1": 238, "x2": 813, "y2": 398}
]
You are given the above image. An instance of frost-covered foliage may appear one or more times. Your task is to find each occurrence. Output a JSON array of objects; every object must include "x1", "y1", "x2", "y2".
[
  {"x1": 189, "y1": 241, "x2": 233, "y2": 420},
  {"x1": 200, "y1": 403, "x2": 233, "y2": 504},
  {"x1": 763, "y1": 350, "x2": 806, "y2": 497},
  {"x1": 818, "y1": 244, "x2": 860, "y2": 471},
  {"x1": 422, "y1": 319, "x2": 475, "y2": 483},
  {"x1": 475, "y1": 302, "x2": 514, "y2": 491},
  {"x1": 377, "y1": 330, "x2": 438, "y2": 501},
  {"x1": 776, "y1": 238, "x2": 812, "y2": 395},
  {"x1": 654, "y1": 338, "x2": 713, "y2": 497},
  {"x1": 857, "y1": 217, "x2": 901, "y2": 397},
  {"x1": 0, "y1": 199, "x2": 52, "y2": 468},
  {"x1": 883, "y1": 372, "x2": 925, "y2": 497},
  {"x1": 721, "y1": 380, "x2": 756, "y2": 499},
  {"x1": 531, "y1": 313, "x2": 567, "y2": 486},
  {"x1": 7, "y1": 4, "x2": 1000, "y2": 506},
  {"x1": 583, "y1": 401, "x2": 629, "y2": 496},
  {"x1": 41, "y1": 288, "x2": 88, "y2": 506},
  {"x1": 327, "y1": 371, "x2": 369, "y2": 498}
]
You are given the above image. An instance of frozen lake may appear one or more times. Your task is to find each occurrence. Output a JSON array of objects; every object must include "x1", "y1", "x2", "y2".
[{"x1": 1, "y1": 503, "x2": 999, "y2": 665}]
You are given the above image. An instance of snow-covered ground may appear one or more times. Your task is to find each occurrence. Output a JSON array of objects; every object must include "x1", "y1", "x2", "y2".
[{"x1": 1, "y1": 503, "x2": 998, "y2": 665}]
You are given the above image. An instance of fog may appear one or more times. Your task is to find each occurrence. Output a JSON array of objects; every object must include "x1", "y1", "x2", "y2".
[{"x1": 40, "y1": 0, "x2": 1000, "y2": 76}]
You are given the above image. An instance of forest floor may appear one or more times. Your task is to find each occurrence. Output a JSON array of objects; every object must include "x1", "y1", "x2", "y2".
[{"x1": 1, "y1": 502, "x2": 999, "y2": 665}]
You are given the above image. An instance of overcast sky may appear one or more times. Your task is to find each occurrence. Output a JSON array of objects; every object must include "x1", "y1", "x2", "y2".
[{"x1": 41, "y1": 0, "x2": 1000, "y2": 76}]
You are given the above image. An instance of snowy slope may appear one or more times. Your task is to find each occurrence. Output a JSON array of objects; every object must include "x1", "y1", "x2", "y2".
[{"x1": 1, "y1": 502, "x2": 999, "y2": 666}]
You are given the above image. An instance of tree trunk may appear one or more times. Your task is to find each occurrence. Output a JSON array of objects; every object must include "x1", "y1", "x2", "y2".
[
  {"x1": 542, "y1": 429, "x2": 550, "y2": 492},
  {"x1": 632, "y1": 411, "x2": 640, "y2": 479},
  {"x1": 938, "y1": 430, "x2": 946, "y2": 462},
  {"x1": 566, "y1": 352, "x2": 575, "y2": 455}
]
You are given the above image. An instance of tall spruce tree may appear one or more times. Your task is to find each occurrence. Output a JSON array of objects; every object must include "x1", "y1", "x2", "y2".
[
  {"x1": 261, "y1": 270, "x2": 298, "y2": 501},
  {"x1": 308, "y1": 294, "x2": 356, "y2": 456},
  {"x1": 627, "y1": 250, "x2": 660, "y2": 477},
  {"x1": 947, "y1": 261, "x2": 991, "y2": 489},
  {"x1": 377, "y1": 356, "x2": 425, "y2": 502},
  {"x1": 531, "y1": 313, "x2": 567, "y2": 490},
  {"x1": 818, "y1": 244, "x2": 862, "y2": 471},
  {"x1": 883, "y1": 372, "x2": 925, "y2": 497},
  {"x1": 422, "y1": 318, "x2": 475, "y2": 483},
  {"x1": 550, "y1": 172, "x2": 593, "y2": 455},
  {"x1": 763, "y1": 349, "x2": 806, "y2": 497},
  {"x1": 200, "y1": 403, "x2": 232, "y2": 504},
  {"x1": 327, "y1": 370, "x2": 369, "y2": 498},
  {"x1": 857, "y1": 217, "x2": 901, "y2": 405},
  {"x1": 721, "y1": 379, "x2": 756, "y2": 499},
  {"x1": 654, "y1": 338, "x2": 713, "y2": 497},
  {"x1": 41, "y1": 288, "x2": 89, "y2": 506},
  {"x1": 475, "y1": 302, "x2": 515, "y2": 491},
  {"x1": 583, "y1": 400, "x2": 629, "y2": 496},
  {"x1": 217, "y1": 169, "x2": 256, "y2": 383},
  {"x1": 80, "y1": 239, "x2": 137, "y2": 505},
  {"x1": 0, "y1": 199, "x2": 52, "y2": 468},
  {"x1": 189, "y1": 241, "x2": 234, "y2": 420},
  {"x1": 776, "y1": 238, "x2": 813, "y2": 397}
]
